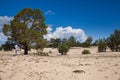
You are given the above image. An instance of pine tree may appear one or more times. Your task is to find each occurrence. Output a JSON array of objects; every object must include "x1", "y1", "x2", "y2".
[
  {"x1": 106, "y1": 29, "x2": 120, "y2": 52},
  {"x1": 2, "y1": 8, "x2": 47, "y2": 55}
]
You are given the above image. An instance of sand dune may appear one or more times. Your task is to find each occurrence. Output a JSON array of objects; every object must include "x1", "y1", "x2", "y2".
[{"x1": 0, "y1": 47, "x2": 120, "y2": 80}]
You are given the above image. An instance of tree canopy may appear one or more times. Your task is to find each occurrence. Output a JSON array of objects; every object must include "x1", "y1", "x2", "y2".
[
  {"x1": 2, "y1": 8, "x2": 47, "y2": 55},
  {"x1": 106, "y1": 29, "x2": 120, "y2": 52}
]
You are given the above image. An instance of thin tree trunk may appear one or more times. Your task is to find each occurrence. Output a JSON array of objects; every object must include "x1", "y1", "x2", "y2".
[
  {"x1": 24, "y1": 46, "x2": 28, "y2": 55},
  {"x1": 61, "y1": 52, "x2": 64, "y2": 55}
]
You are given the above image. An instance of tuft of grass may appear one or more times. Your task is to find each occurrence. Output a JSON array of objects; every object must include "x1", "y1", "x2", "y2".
[
  {"x1": 49, "y1": 50, "x2": 52, "y2": 54},
  {"x1": 82, "y1": 49, "x2": 91, "y2": 54}
]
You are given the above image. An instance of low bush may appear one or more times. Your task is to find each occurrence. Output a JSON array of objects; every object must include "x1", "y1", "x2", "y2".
[
  {"x1": 98, "y1": 39, "x2": 106, "y2": 52},
  {"x1": 0, "y1": 47, "x2": 2, "y2": 51},
  {"x1": 82, "y1": 50, "x2": 91, "y2": 54},
  {"x1": 49, "y1": 50, "x2": 52, "y2": 53},
  {"x1": 58, "y1": 44, "x2": 70, "y2": 55},
  {"x1": 1, "y1": 43, "x2": 12, "y2": 51}
]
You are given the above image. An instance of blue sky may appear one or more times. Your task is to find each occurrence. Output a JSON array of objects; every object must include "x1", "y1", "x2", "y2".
[{"x1": 0, "y1": 0, "x2": 120, "y2": 44}]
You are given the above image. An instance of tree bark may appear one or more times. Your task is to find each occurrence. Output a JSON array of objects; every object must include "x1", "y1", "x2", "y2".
[
  {"x1": 24, "y1": 46, "x2": 28, "y2": 55},
  {"x1": 61, "y1": 52, "x2": 64, "y2": 55}
]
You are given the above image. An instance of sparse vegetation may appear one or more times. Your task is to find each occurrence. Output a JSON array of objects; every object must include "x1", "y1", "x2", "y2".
[
  {"x1": 98, "y1": 39, "x2": 106, "y2": 52},
  {"x1": 48, "y1": 38, "x2": 62, "y2": 48},
  {"x1": 68, "y1": 36, "x2": 76, "y2": 47},
  {"x1": 1, "y1": 42, "x2": 13, "y2": 51},
  {"x1": 81, "y1": 36, "x2": 93, "y2": 47},
  {"x1": 0, "y1": 47, "x2": 2, "y2": 51},
  {"x1": 58, "y1": 44, "x2": 70, "y2": 55},
  {"x1": 49, "y1": 50, "x2": 52, "y2": 53},
  {"x1": 106, "y1": 29, "x2": 120, "y2": 52},
  {"x1": 82, "y1": 49, "x2": 91, "y2": 54},
  {"x1": 47, "y1": 36, "x2": 93, "y2": 48}
]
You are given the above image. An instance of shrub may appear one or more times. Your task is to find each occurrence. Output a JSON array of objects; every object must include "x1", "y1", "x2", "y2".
[
  {"x1": 82, "y1": 50, "x2": 91, "y2": 54},
  {"x1": 98, "y1": 39, "x2": 106, "y2": 52},
  {"x1": 106, "y1": 29, "x2": 120, "y2": 52},
  {"x1": 0, "y1": 47, "x2": 2, "y2": 51},
  {"x1": 98, "y1": 45, "x2": 106, "y2": 52},
  {"x1": 1, "y1": 43, "x2": 12, "y2": 51},
  {"x1": 49, "y1": 50, "x2": 52, "y2": 53},
  {"x1": 58, "y1": 44, "x2": 70, "y2": 55}
]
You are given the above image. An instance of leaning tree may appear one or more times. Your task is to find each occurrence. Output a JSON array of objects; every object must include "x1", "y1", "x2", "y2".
[{"x1": 2, "y1": 8, "x2": 47, "y2": 55}]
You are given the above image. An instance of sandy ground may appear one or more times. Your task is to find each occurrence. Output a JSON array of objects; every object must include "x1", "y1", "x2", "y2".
[{"x1": 0, "y1": 47, "x2": 120, "y2": 80}]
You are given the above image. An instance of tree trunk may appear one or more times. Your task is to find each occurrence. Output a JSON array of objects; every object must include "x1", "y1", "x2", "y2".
[
  {"x1": 61, "y1": 52, "x2": 64, "y2": 55},
  {"x1": 24, "y1": 46, "x2": 28, "y2": 55}
]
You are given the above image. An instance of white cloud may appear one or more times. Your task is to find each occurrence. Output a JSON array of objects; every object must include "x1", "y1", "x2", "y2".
[
  {"x1": 0, "y1": 16, "x2": 87, "y2": 44},
  {"x1": 0, "y1": 32, "x2": 7, "y2": 44},
  {"x1": 0, "y1": 16, "x2": 13, "y2": 44},
  {"x1": 45, "y1": 10, "x2": 55, "y2": 15},
  {"x1": 0, "y1": 16, "x2": 13, "y2": 29},
  {"x1": 44, "y1": 26, "x2": 87, "y2": 42},
  {"x1": 46, "y1": 24, "x2": 53, "y2": 33}
]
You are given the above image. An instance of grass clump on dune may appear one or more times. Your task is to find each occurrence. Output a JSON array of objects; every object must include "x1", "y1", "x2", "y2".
[{"x1": 82, "y1": 49, "x2": 91, "y2": 54}]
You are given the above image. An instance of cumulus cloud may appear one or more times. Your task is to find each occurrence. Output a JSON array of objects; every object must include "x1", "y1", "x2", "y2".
[
  {"x1": 0, "y1": 16, "x2": 13, "y2": 29},
  {"x1": 45, "y1": 10, "x2": 55, "y2": 15},
  {"x1": 0, "y1": 16, "x2": 13, "y2": 44},
  {"x1": 44, "y1": 26, "x2": 87, "y2": 42},
  {"x1": 0, "y1": 16, "x2": 87, "y2": 44},
  {"x1": 46, "y1": 24, "x2": 53, "y2": 33},
  {"x1": 0, "y1": 32, "x2": 7, "y2": 44}
]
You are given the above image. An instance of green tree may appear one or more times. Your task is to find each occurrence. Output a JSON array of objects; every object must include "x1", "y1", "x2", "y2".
[
  {"x1": 98, "y1": 39, "x2": 106, "y2": 52},
  {"x1": 68, "y1": 36, "x2": 76, "y2": 47},
  {"x1": 62, "y1": 38, "x2": 67, "y2": 44},
  {"x1": 82, "y1": 36, "x2": 93, "y2": 47},
  {"x1": 49, "y1": 38, "x2": 61, "y2": 48},
  {"x1": 50, "y1": 38, "x2": 57, "y2": 48},
  {"x1": 1, "y1": 42, "x2": 13, "y2": 51},
  {"x1": 86, "y1": 36, "x2": 93, "y2": 46},
  {"x1": 2, "y1": 8, "x2": 47, "y2": 55},
  {"x1": 55, "y1": 38, "x2": 61, "y2": 47},
  {"x1": 58, "y1": 43, "x2": 70, "y2": 55},
  {"x1": 92, "y1": 40, "x2": 99, "y2": 46},
  {"x1": 107, "y1": 29, "x2": 120, "y2": 52},
  {"x1": 76, "y1": 41, "x2": 81, "y2": 47},
  {"x1": 106, "y1": 34, "x2": 116, "y2": 51},
  {"x1": 0, "y1": 47, "x2": 2, "y2": 51},
  {"x1": 113, "y1": 29, "x2": 120, "y2": 51}
]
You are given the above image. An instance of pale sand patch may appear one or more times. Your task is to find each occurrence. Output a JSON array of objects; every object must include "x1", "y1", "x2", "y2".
[{"x1": 0, "y1": 47, "x2": 120, "y2": 80}]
